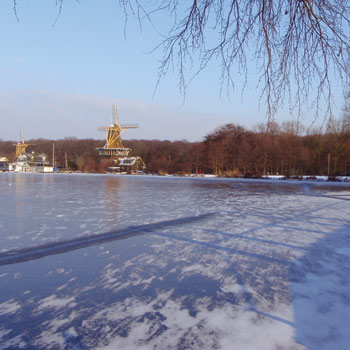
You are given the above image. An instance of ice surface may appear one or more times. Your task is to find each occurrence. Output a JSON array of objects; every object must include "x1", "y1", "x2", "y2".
[{"x1": 0, "y1": 173, "x2": 349, "y2": 349}]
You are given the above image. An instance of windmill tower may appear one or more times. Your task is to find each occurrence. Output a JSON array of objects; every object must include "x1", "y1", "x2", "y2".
[
  {"x1": 14, "y1": 130, "x2": 34, "y2": 159},
  {"x1": 96, "y1": 105, "x2": 146, "y2": 172},
  {"x1": 96, "y1": 105, "x2": 138, "y2": 158}
]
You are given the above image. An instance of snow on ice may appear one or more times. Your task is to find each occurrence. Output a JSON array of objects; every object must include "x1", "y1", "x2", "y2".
[{"x1": 0, "y1": 173, "x2": 349, "y2": 349}]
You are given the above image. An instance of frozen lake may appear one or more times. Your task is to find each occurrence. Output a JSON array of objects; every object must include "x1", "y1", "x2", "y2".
[{"x1": 0, "y1": 173, "x2": 349, "y2": 350}]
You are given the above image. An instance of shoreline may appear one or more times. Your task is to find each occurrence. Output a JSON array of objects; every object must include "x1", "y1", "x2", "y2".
[{"x1": 1, "y1": 170, "x2": 350, "y2": 184}]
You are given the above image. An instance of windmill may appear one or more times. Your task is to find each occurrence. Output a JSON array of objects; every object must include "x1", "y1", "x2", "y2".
[
  {"x1": 96, "y1": 105, "x2": 138, "y2": 158},
  {"x1": 96, "y1": 105, "x2": 146, "y2": 172},
  {"x1": 14, "y1": 130, "x2": 34, "y2": 159}
]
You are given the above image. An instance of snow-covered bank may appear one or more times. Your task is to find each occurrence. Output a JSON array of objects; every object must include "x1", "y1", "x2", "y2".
[{"x1": 263, "y1": 175, "x2": 350, "y2": 182}]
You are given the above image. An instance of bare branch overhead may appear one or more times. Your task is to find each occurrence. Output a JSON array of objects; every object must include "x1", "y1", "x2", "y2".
[
  {"x1": 120, "y1": 0, "x2": 350, "y2": 121},
  {"x1": 12, "y1": 0, "x2": 350, "y2": 122}
]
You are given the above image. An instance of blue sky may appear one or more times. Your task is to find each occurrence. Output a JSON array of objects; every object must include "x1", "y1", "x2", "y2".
[{"x1": 0, "y1": 0, "x2": 344, "y2": 142}]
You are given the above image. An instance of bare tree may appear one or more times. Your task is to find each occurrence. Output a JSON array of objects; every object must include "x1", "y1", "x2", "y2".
[
  {"x1": 342, "y1": 76, "x2": 350, "y2": 133},
  {"x1": 13, "y1": 1, "x2": 350, "y2": 122}
]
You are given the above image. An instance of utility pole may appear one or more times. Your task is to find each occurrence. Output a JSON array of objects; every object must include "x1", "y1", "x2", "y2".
[
  {"x1": 65, "y1": 152, "x2": 68, "y2": 169},
  {"x1": 327, "y1": 153, "x2": 330, "y2": 176},
  {"x1": 53, "y1": 142, "x2": 55, "y2": 168}
]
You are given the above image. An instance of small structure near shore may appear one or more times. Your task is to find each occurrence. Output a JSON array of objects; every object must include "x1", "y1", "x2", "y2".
[
  {"x1": 13, "y1": 152, "x2": 53, "y2": 173},
  {"x1": 0, "y1": 157, "x2": 10, "y2": 171},
  {"x1": 107, "y1": 157, "x2": 146, "y2": 174},
  {"x1": 1, "y1": 131, "x2": 54, "y2": 173}
]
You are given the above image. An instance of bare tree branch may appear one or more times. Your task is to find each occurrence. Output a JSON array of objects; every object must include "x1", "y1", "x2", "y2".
[
  {"x1": 12, "y1": 0, "x2": 19, "y2": 22},
  {"x1": 121, "y1": 0, "x2": 350, "y2": 122},
  {"x1": 12, "y1": 0, "x2": 350, "y2": 122}
]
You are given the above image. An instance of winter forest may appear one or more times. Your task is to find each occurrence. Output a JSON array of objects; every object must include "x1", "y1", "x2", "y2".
[{"x1": 1, "y1": 115, "x2": 349, "y2": 177}]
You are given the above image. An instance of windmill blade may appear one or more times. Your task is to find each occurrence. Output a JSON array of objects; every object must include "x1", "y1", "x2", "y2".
[
  {"x1": 113, "y1": 105, "x2": 119, "y2": 125},
  {"x1": 121, "y1": 124, "x2": 139, "y2": 129}
]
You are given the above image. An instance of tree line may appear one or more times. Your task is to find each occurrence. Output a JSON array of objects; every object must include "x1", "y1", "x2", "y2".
[{"x1": 1, "y1": 117, "x2": 349, "y2": 176}]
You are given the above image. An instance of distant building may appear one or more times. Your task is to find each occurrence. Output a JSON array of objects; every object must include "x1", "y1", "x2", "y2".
[
  {"x1": 108, "y1": 157, "x2": 146, "y2": 174},
  {"x1": 12, "y1": 152, "x2": 54, "y2": 173},
  {"x1": 0, "y1": 157, "x2": 10, "y2": 171},
  {"x1": 9, "y1": 131, "x2": 54, "y2": 173}
]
